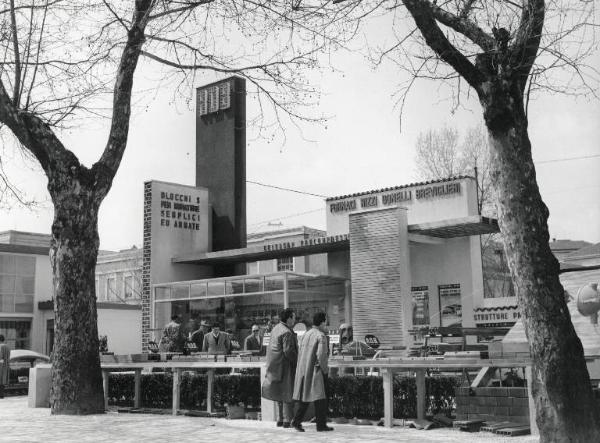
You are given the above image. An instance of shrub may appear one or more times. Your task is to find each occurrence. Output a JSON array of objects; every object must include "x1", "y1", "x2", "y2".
[
  {"x1": 108, "y1": 372, "x2": 460, "y2": 418},
  {"x1": 328, "y1": 375, "x2": 460, "y2": 419},
  {"x1": 108, "y1": 372, "x2": 260, "y2": 410}
]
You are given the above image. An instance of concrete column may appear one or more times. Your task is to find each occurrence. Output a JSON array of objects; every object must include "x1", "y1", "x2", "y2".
[
  {"x1": 382, "y1": 369, "x2": 394, "y2": 428},
  {"x1": 102, "y1": 370, "x2": 109, "y2": 411},
  {"x1": 207, "y1": 369, "x2": 214, "y2": 413},
  {"x1": 416, "y1": 369, "x2": 426, "y2": 420},
  {"x1": 134, "y1": 369, "x2": 141, "y2": 409},
  {"x1": 283, "y1": 272, "x2": 289, "y2": 308},
  {"x1": 172, "y1": 368, "x2": 181, "y2": 416}
]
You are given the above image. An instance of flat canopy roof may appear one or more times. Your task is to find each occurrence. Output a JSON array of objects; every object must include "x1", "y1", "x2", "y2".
[
  {"x1": 173, "y1": 216, "x2": 499, "y2": 266},
  {"x1": 407, "y1": 216, "x2": 499, "y2": 238}
]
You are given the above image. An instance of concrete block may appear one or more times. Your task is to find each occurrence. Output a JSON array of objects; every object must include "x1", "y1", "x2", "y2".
[
  {"x1": 508, "y1": 387, "x2": 528, "y2": 398},
  {"x1": 477, "y1": 387, "x2": 496, "y2": 397},
  {"x1": 512, "y1": 397, "x2": 529, "y2": 406},
  {"x1": 496, "y1": 396, "x2": 513, "y2": 406},
  {"x1": 509, "y1": 407, "x2": 529, "y2": 417},
  {"x1": 492, "y1": 406, "x2": 510, "y2": 416},
  {"x1": 482, "y1": 397, "x2": 497, "y2": 406},
  {"x1": 493, "y1": 388, "x2": 509, "y2": 397},
  {"x1": 28, "y1": 364, "x2": 51, "y2": 408}
]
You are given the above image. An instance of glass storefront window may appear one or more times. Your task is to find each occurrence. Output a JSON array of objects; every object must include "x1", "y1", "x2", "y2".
[
  {"x1": 207, "y1": 281, "x2": 225, "y2": 296},
  {"x1": 0, "y1": 255, "x2": 16, "y2": 274},
  {"x1": 185, "y1": 292, "x2": 284, "y2": 344},
  {"x1": 243, "y1": 277, "x2": 263, "y2": 293},
  {"x1": 172, "y1": 284, "x2": 190, "y2": 300},
  {"x1": 0, "y1": 320, "x2": 31, "y2": 349},
  {"x1": 153, "y1": 272, "x2": 349, "y2": 347},
  {"x1": 15, "y1": 294, "x2": 34, "y2": 313},
  {"x1": 265, "y1": 274, "x2": 284, "y2": 291},
  {"x1": 0, "y1": 254, "x2": 35, "y2": 314},
  {"x1": 190, "y1": 282, "x2": 207, "y2": 298},
  {"x1": 0, "y1": 294, "x2": 15, "y2": 312},
  {"x1": 154, "y1": 286, "x2": 171, "y2": 301}
]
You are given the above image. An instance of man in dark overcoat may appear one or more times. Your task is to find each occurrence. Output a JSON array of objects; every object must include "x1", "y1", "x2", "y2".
[
  {"x1": 291, "y1": 312, "x2": 333, "y2": 432},
  {"x1": 262, "y1": 308, "x2": 298, "y2": 428}
]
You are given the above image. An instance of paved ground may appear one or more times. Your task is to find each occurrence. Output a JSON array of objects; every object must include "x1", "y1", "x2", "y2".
[{"x1": 0, "y1": 396, "x2": 539, "y2": 443}]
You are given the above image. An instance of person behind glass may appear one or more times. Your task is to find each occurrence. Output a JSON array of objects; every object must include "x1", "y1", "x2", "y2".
[
  {"x1": 244, "y1": 324, "x2": 263, "y2": 354},
  {"x1": 0, "y1": 334, "x2": 10, "y2": 399},
  {"x1": 202, "y1": 322, "x2": 231, "y2": 354},
  {"x1": 261, "y1": 309, "x2": 298, "y2": 428},
  {"x1": 291, "y1": 312, "x2": 333, "y2": 432},
  {"x1": 190, "y1": 320, "x2": 210, "y2": 351},
  {"x1": 160, "y1": 315, "x2": 185, "y2": 352}
]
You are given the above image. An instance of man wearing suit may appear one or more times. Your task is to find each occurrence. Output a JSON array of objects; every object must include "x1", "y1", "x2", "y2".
[
  {"x1": 190, "y1": 320, "x2": 210, "y2": 351},
  {"x1": 0, "y1": 335, "x2": 10, "y2": 399},
  {"x1": 244, "y1": 324, "x2": 263, "y2": 353},
  {"x1": 202, "y1": 322, "x2": 231, "y2": 354},
  {"x1": 291, "y1": 312, "x2": 333, "y2": 432}
]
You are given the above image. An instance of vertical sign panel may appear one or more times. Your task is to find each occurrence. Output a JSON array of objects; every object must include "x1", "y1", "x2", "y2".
[
  {"x1": 411, "y1": 286, "x2": 430, "y2": 327},
  {"x1": 439, "y1": 284, "x2": 461, "y2": 327}
]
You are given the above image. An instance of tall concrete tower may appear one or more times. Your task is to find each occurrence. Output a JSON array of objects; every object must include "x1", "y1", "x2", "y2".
[{"x1": 195, "y1": 77, "x2": 246, "y2": 271}]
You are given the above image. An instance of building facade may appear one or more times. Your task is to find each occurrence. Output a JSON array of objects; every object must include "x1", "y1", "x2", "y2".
[{"x1": 0, "y1": 231, "x2": 142, "y2": 355}]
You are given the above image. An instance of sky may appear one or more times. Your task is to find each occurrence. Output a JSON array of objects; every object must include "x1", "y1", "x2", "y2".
[{"x1": 1, "y1": 11, "x2": 599, "y2": 251}]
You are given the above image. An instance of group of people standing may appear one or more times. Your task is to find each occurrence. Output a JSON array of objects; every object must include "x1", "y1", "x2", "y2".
[
  {"x1": 160, "y1": 315, "x2": 264, "y2": 355},
  {"x1": 261, "y1": 309, "x2": 333, "y2": 432}
]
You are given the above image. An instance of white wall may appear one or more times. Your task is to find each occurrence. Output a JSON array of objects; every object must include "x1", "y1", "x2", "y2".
[
  {"x1": 97, "y1": 307, "x2": 142, "y2": 354},
  {"x1": 326, "y1": 177, "x2": 479, "y2": 236},
  {"x1": 409, "y1": 237, "x2": 480, "y2": 328}
]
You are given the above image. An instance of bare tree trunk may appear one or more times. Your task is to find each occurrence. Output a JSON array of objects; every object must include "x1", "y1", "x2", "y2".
[
  {"x1": 481, "y1": 86, "x2": 600, "y2": 442},
  {"x1": 49, "y1": 186, "x2": 104, "y2": 414}
]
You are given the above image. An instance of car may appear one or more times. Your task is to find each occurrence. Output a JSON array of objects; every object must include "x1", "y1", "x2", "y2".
[{"x1": 6, "y1": 350, "x2": 50, "y2": 396}]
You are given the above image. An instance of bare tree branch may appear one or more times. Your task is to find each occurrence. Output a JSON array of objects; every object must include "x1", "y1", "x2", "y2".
[
  {"x1": 430, "y1": 2, "x2": 495, "y2": 51},
  {"x1": 402, "y1": 0, "x2": 485, "y2": 91}
]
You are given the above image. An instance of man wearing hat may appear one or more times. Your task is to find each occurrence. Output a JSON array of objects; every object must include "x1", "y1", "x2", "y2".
[
  {"x1": 190, "y1": 320, "x2": 210, "y2": 351},
  {"x1": 244, "y1": 324, "x2": 263, "y2": 354}
]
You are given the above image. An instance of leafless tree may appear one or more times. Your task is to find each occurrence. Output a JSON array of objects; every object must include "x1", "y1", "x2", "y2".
[
  {"x1": 0, "y1": 0, "x2": 358, "y2": 415},
  {"x1": 414, "y1": 124, "x2": 493, "y2": 215},
  {"x1": 414, "y1": 124, "x2": 512, "y2": 298},
  {"x1": 368, "y1": 0, "x2": 600, "y2": 440}
]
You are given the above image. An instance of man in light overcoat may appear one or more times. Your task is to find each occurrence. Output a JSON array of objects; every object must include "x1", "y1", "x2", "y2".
[
  {"x1": 261, "y1": 309, "x2": 298, "y2": 428},
  {"x1": 291, "y1": 312, "x2": 333, "y2": 432}
]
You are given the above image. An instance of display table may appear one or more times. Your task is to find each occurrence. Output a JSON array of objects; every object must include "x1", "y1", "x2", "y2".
[
  {"x1": 101, "y1": 356, "x2": 532, "y2": 428},
  {"x1": 328, "y1": 357, "x2": 533, "y2": 428},
  {"x1": 100, "y1": 360, "x2": 272, "y2": 419}
]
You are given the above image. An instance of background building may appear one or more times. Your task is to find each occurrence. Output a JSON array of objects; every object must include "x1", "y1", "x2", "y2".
[{"x1": 0, "y1": 231, "x2": 141, "y2": 355}]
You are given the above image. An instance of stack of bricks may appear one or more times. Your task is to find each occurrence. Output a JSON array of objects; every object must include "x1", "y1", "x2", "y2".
[{"x1": 455, "y1": 387, "x2": 530, "y2": 424}]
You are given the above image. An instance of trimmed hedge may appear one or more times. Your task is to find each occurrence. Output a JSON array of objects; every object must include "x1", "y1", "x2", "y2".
[
  {"x1": 328, "y1": 375, "x2": 460, "y2": 419},
  {"x1": 108, "y1": 373, "x2": 261, "y2": 409},
  {"x1": 108, "y1": 373, "x2": 460, "y2": 419}
]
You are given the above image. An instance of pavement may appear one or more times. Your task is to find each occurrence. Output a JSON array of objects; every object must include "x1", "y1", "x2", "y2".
[{"x1": 0, "y1": 396, "x2": 539, "y2": 443}]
